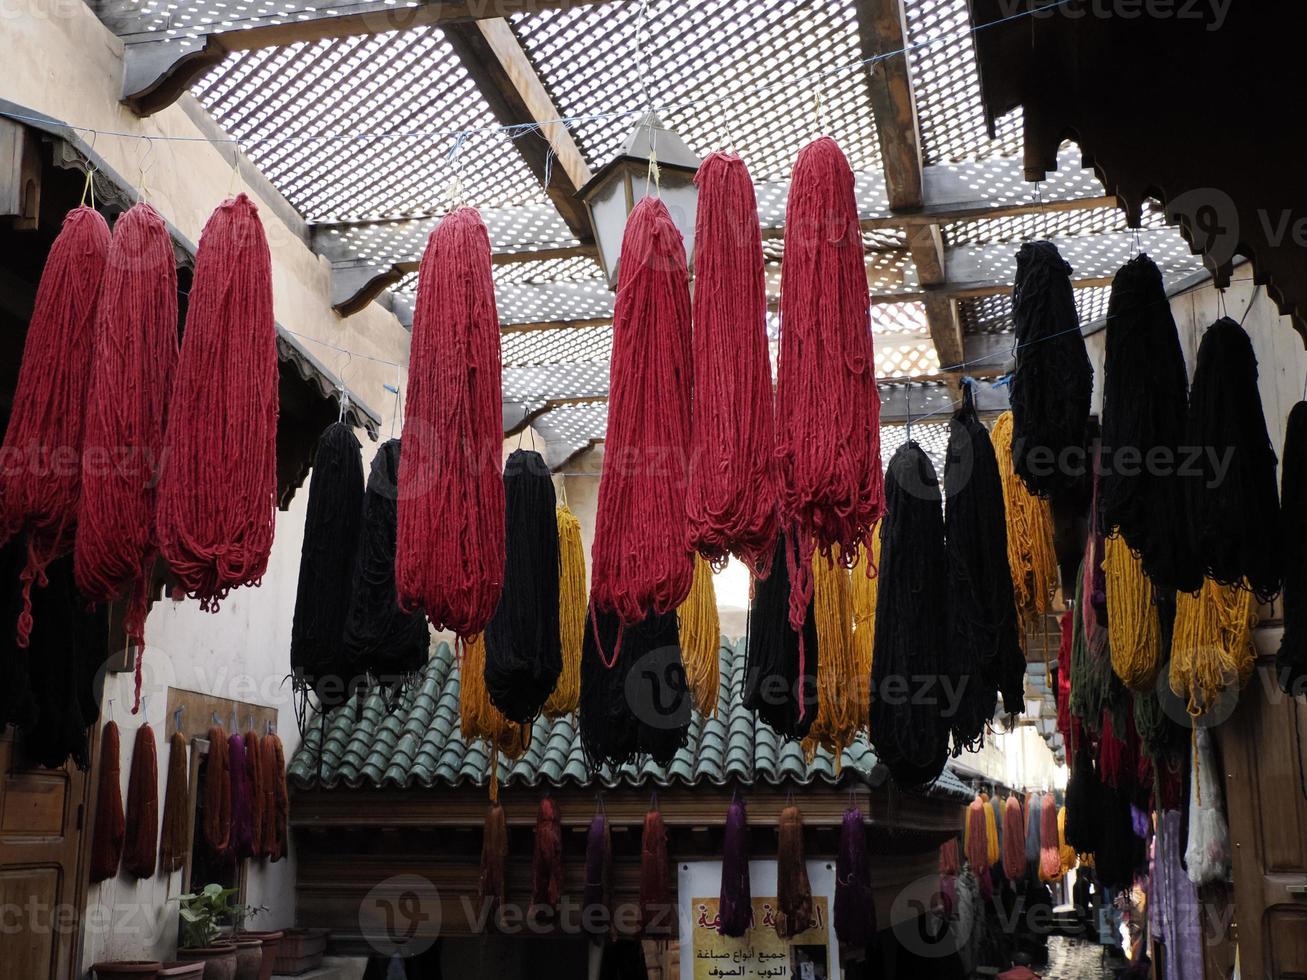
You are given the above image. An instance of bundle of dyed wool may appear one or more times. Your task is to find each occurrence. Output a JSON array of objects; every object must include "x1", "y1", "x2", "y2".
[
  {"x1": 983, "y1": 794, "x2": 1000, "y2": 868},
  {"x1": 1169, "y1": 576, "x2": 1257, "y2": 717},
  {"x1": 992, "y1": 412, "x2": 1059, "y2": 637},
  {"x1": 1104, "y1": 535, "x2": 1163, "y2": 691},
  {"x1": 745, "y1": 534, "x2": 819, "y2": 738},
  {"x1": 591, "y1": 197, "x2": 694, "y2": 626},
  {"x1": 396, "y1": 208, "x2": 504, "y2": 637},
  {"x1": 945, "y1": 387, "x2": 1025, "y2": 746},
  {"x1": 718, "y1": 797, "x2": 752, "y2": 937},
  {"x1": 264, "y1": 733, "x2": 289, "y2": 862},
  {"x1": 687, "y1": 152, "x2": 778, "y2": 575},
  {"x1": 1038, "y1": 792, "x2": 1061, "y2": 881},
  {"x1": 343, "y1": 439, "x2": 429, "y2": 694},
  {"x1": 834, "y1": 808, "x2": 874, "y2": 948},
  {"x1": 531, "y1": 797, "x2": 564, "y2": 912},
  {"x1": 1057, "y1": 807, "x2": 1077, "y2": 876},
  {"x1": 776, "y1": 804, "x2": 813, "y2": 938},
  {"x1": 1279, "y1": 402, "x2": 1307, "y2": 694},
  {"x1": 775, "y1": 137, "x2": 883, "y2": 628},
  {"x1": 485, "y1": 450, "x2": 561, "y2": 724},
  {"x1": 1022, "y1": 792, "x2": 1043, "y2": 871},
  {"x1": 869, "y1": 444, "x2": 949, "y2": 786},
  {"x1": 803, "y1": 550, "x2": 858, "y2": 762},
  {"x1": 543, "y1": 505, "x2": 586, "y2": 718},
  {"x1": 582, "y1": 811, "x2": 612, "y2": 942},
  {"x1": 203, "y1": 725, "x2": 231, "y2": 855},
  {"x1": 939, "y1": 837, "x2": 961, "y2": 877},
  {"x1": 291, "y1": 423, "x2": 365, "y2": 713},
  {"x1": 1186, "y1": 727, "x2": 1230, "y2": 886},
  {"x1": 1185, "y1": 317, "x2": 1281, "y2": 600},
  {"x1": 1056, "y1": 611, "x2": 1073, "y2": 746},
  {"x1": 1098, "y1": 707, "x2": 1139, "y2": 792},
  {"x1": 460, "y1": 633, "x2": 531, "y2": 766},
  {"x1": 0, "y1": 206, "x2": 109, "y2": 646},
  {"x1": 1099, "y1": 255, "x2": 1200, "y2": 592},
  {"x1": 1155, "y1": 810, "x2": 1204, "y2": 980},
  {"x1": 1063, "y1": 743, "x2": 1100, "y2": 855},
  {"x1": 639, "y1": 807, "x2": 671, "y2": 935},
  {"x1": 1094, "y1": 784, "x2": 1142, "y2": 890},
  {"x1": 157, "y1": 195, "x2": 277, "y2": 609},
  {"x1": 990, "y1": 793, "x2": 1005, "y2": 857},
  {"x1": 75, "y1": 201, "x2": 178, "y2": 661},
  {"x1": 122, "y1": 724, "x2": 159, "y2": 879},
  {"x1": 938, "y1": 839, "x2": 960, "y2": 916},
  {"x1": 850, "y1": 527, "x2": 880, "y2": 732},
  {"x1": 677, "y1": 556, "x2": 721, "y2": 718},
  {"x1": 159, "y1": 731, "x2": 189, "y2": 875},
  {"x1": 227, "y1": 731, "x2": 254, "y2": 859},
  {"x1": 244, "y1": 731, "x2": 265, "y2": 857},
  {"x1": 1001, "y1": 795, "x2": 1026, "y2": 882},
  {"x1": 1070, "y1": 558, "x2": 1117, "y2": 735},
  {"x1": 1008, "y1": 240, "x2": 1092, "y2": 498},
  {"x1": 479, "y1": 802, "x2": 508, "y2": 921},
  {"x1": 90, "y1": 720, "x2": 125, "y2": 883},
  {"x1": 964, "y1": 797, "x2": 990, "y2": 872}
]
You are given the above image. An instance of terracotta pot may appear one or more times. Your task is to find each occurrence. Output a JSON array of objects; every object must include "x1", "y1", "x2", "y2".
[
  {"x1": 233, "y1": 938, "x2": 263, "y2": 980},
  {"x1": 92, "y1": 962, "x2": 162, "y2": 980},
  {"x1": 271, "y1": 928, "x2": 328, "y2": 976},
  {"x1": 241, "y1": 931, "x2": 283, "y2": 980},
  {"x1": 158, "y1": 963, "x2": 206, "y2": 979},
  {"x1": 177, "y1": 944, "x2": 237, "y2": 980}
]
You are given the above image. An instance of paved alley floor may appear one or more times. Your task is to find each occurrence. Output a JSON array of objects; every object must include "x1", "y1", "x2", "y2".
[{"x1": 1037, "y1": 936, "x2": 1118, "y2": 979}]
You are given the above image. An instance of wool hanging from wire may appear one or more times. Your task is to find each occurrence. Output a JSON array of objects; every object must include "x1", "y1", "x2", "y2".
[
  {"x1": 803, "y1": 549, "x2": 858, "y2": 764},
  {"x1": 157, "y1": 195, "x2": 277, "y2": 609},
  {"x1": 992, "y1": 412, "x2": 1059, "y2": 640},
  {"x1": 639, "y1": 806, "x2": 671, "y2": 936},
  {"x1": 291, "y1": 422, "x2": 365, "y2": 716},
  {"x1": 1278, "y1": 402, "x2": 1307, "y2": 694},
  {"x1": 531, "y1": 797, "x2": 564, "y2": 912},
  {"x1": 591, "y1": 196, "x2": 694, "y2": 628},
  {"x1": 0, "y1": 206, "x2": 109, "y2": 647},
  {"x1": 776, "y1": 804, "x2": 814, "y2": 939},
  {"x1": 264, "y1": 733, "x2": 288, "y2": 862},
  {"x1": 543, "y1": 505, "x2": 586, "y2": 719},
  {"x1": 869, "y1": 443, "x2": 950, "y2": 787},
  {"x1": 1093, "y1": 783, "x2": 1143, "y2": 891},
  {"x1": 1038, "y1": 792, "x2": 1061, "y2": 882},
  {"x1": 343, "y1": 439, "x2": 429, "y2": 698},
  {"x1": 1057, "y1": 807, "x2": 1077, "y2": 876},
  {"x1": 159, "y1": 731, "x2": 189, "y2": 875},
  {"x1": 745, "y1": 534, "x2": 819, "y2": 740},
  {"x1": 850, "y1": 526, "x2": 880, "y2": 733},
  {"x1": 677, "y1": 556, "x2": 721, "y2": 719},
  {"x1": 244, "y1": 731, "x2": 265, "y2": 858},
  {"x1": 1186, "y1": 316, "x2": 1281, "y2": 601},
  {"x1": 1185, "y1": 727, "x2": 1230, "y2": 886},
  {"x1": 718, "y1": 796, "x2": 752, "y2": 938},
  {"x1": 460, "y1": 633, "x2": 531, "y2": 767},
  {"x1": 1001, "y1": 795, "x2": 1026, "y2": 882},
  {"x1": 687, "y1": 152, "x2": 778, "y2": 577},
  {"x1": 1063, "y1": 743, "x2": 1100, "y2": 856},
  {"x1": 583, "y1": 810, "x2": 612, "y2": 942},
  {"x1": 1099, "y1": 255, "x2": 1200, "y2": 592},
  {"x1": 1008, "y1": 240, "x2": 1092, "y2": 498},
  {"x1": 396, "y1": 207, "x2": 504, "y2": 638},
  {"x1": 203, "y1": 725, "x2": 230, "y2": 855},
  {"x1": 479, "y1": 801, "x2": 508, "y2": 924},
  {"x1": 227, "y1": 731, "x2": 254, "y2": 860},
  {"x1": 945, "y1": 386, "x2": 1025, "y2": 748},
  {"x1": 122, "y1": 723, "x2": 159, "y2": 880},
  {"x1": 1169, "y1": 576, "x2": 1257, "y2": 717},
  {"x1": 834, "y1": 808, "x2": 874, "y2": 949},
  {"x1": 1069, "y1": 557, "x2": 1117, "y2": 735},
  {"x1": 90, "y1": 720, "x2": 125, "y2": 883},
  {"x1": 485, "y1": 450, "x2": 562, "y2": 724},
  {"x1": 1022, "y1": 793, "x2": 1042, "y2": 871},
  {"x1": 775, "y1": 137, "x2": 884, "y2": 630},
  {"x1": 75, "y1": 202, "x2": 178, "y2": 664},
  {"x1": 1104, "y1": 534, "x2": 1163, "y2": 691}
]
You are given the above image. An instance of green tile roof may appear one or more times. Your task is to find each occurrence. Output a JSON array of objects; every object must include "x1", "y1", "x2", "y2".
[{"x1": 289, "y1": 639, "x2": 972, "y2": 801}]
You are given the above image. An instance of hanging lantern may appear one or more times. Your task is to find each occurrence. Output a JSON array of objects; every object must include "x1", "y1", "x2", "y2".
[{"x1": 577, "y1": 112, "x2": 700, "y2": 288}]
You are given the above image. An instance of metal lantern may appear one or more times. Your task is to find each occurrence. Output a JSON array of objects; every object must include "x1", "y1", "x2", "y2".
[{"x1": 577, "y1": 112, "x2": 701, "y2": 289}]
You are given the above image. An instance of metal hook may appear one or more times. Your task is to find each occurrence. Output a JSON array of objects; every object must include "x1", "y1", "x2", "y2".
[
  {"x1": 228, "y1": 142, "x2": 242, "y2": 198},
  {"x1": 174, "y1": 706, "x2": 185, "y2": 734}
]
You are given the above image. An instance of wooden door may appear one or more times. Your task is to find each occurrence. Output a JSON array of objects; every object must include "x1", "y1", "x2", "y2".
[
  {"x1": 1218, "y1": 658, "x2": 1307, "y2": 980},
  {"x1": 0, "y1": 728, "x2": 93, "y2": 980}
]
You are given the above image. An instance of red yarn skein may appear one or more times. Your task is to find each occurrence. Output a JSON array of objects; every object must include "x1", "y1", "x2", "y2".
[
  {"x1": 1001, "y1": 795, "x2": 1026, "y2": 881},
  {"x1": 776, "y1": 138, "x2": 884, "y2": 629},
  {"x1": 157, "y1": 194, "x2": 278, "y2": 609},
  {"x1": 395, "y1": 207, "x2": 504, "y2": 637},
  {"x1": 591, "y1": 197, "x2": 694, "y2": 628},
  {"x1": 687, "y1": 153, "x2": 778, "y2": 577},
  {"x1": 76, "y1": 202, "x2": 179, "y2": 658},
  {"x1": 0, "y1": 206, "x2": 109, "y2": 646}
]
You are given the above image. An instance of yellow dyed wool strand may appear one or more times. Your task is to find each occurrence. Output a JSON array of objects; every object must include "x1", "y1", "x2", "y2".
[
  {"x1": 1104, "y1": 535, "x2": 1163, "y2": 691},
  {"x1": 677, "y1": 555, "x2": 721, "y2": 718},
  {"x1": 459, "y1": 633, "x2": 531, "y2": 763},
  {"x1": 543, "y1": 505, "x2": 586, "y2": 719},
  {"x1": 803, "y1": 549, "x2": 858, "y2": 764},
  {"x1": 991, "y1": 412, "x2": 1058, "y2": 632},
  {"x1": 1057, "y1": 807, "x2": 1077, "y2": 876},
  {"x1": 1169, "y1": 577, "x2": 1258, "y2": 717},
  {"x1": 983, "y1": 793, "x2": 1000, "y2": 868},
  {"x1": 850, "y1": 525, "x2": 881, "y2": 732}
]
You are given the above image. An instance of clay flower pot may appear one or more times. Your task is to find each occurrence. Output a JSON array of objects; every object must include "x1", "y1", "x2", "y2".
[
  {"x1": 176, "y1": 944, "x2": 237, "y2": 980},
  {"x1": 92, "y1": 962, "x2": 162, "y2": 980},
  {"x1": 271, "y1": 929, "x2": 328, "y2": 975},
  {"x1": 232, "y1": 937, "x2": 263, "y2": 980},
  {"x1": 158, "y1": 964, "x2": 206, "y2": 980},
  {"x1": 240, "y1": 930, "x2": 283, "y2": 980}
]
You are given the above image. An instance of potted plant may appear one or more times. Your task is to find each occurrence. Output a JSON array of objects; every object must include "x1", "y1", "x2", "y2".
[
  {"x1": 176, "y1": 885, "x2": 238, "y2": 980},
  {"x1": 91, "y1": 962, "x2": 162, "y2": 979},
  {"x1": 157, "y1": 964, "x2": 206, "y2": 980},
  {"x1": 226, "y1": 902, "x2": 270, "y2": 980}
]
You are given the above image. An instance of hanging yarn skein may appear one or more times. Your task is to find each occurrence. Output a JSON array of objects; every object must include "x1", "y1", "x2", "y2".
[
  {"x1": 227, "y1": 732, "x2": 254, "y2": 860},
  {"x1": 1278, "y1": 402, "x2": 1307, "y2": 694},
  {"x1": 677, "y1": 556, "x2": 721, "y2": 719},
  {"x1": 1039, "y1": 792, "x2": 1061, "y2": 881},
  {"x1": 834, "y1": 808, "x2": 875, "y2": 949},
  {"x1": 90, "y1": 720, "x2": 125, "y2": 883},
  {"x1": 1104, "y1": 535, "x2": 1163, "y2": 691},
  {"x1": 460, "y1": 633, "x2": 531, "y2": 767},
  {"x1": 75, "y1": 201, "x2": 178, "y2": 659},
  {"x1": 1099, "y1": 255, "x2": 1200, "y2": 592},
  {"x1": 244, "y1": 731, "x2": 264, "y2": 857},
  {"x1": 396, "y1": 207, "x2": 504, "y2": 637},
  {"x1": 775, "y1": 137, "x2": 883, "y2": 629},
  {"x1": 582, "y1": 811, "x2": 612, "y2": 942},
  {"x1": 850, "y1": 526, "x2": 880, "y2": 733},
  {"x1": 0, "y1": 206, "x2": 109, "y2": 647},
  {"x1": 265, "y1": 733, "x2": 289, "y2": 862},
  {"x1": 687, "y1": 152, "x2": 778, "y2": 576},
  {"x1": 992, "y1": 412, "x2": 1059, "y2": 639},
  {"x1": 159, "y1": 731, "x2": 189, "y2": 874},
  {"x1": 639, "y1": 806, "x2": 671, "y2": 936},
  {"x1": 203, "y1": 725, "x2": 231, "y2": 855},
  {"x1": 776, "y1": 804, "x2": 814, "y2": 939},
  {"x1": 869, "y1": 444, "x2": 950, "y2": 787},
  {"x1": 718, "y1": 797, "x2": 752, "y2": 937},
  {"x1": 1186, "y1": 317, "x2": 1281, "y2": 601},
  {"x1": 1001, "y1": 796, "x2": 1026, "y2": 882},
  {"x1": 1169, "y1": 576, "x2": 1257, "y2": 717},
  {"x1": 1008, "y1": 240, "x2": 1092, "y2": 498},
  {"x1": 745, "y1": 534, "x2": 819, "y2": 739},
  {"x1": 1186, "y1": 727, "x2": 1230, "y2": 885},
  {"x1": 479, "y1": 802, "x2": 508, "y2": 922},
  {"x1": 122, "y1": 723, "x2": 159, "y2": 880},
  {"x1": 531, "y1": 797, "x2": 564, "y2": 912},
  {"x1": 157, "y1": 195, "x2": 277, "y2": 609},
  {"x1": 803, "y1": 550, "x2": 858, "y2": 763},
  {"x1": 543, "y1": 505, "x2": 586, "y2": 718},
  {"x1": 291, "y1": 422, "x2": 365, "y2": 714},
  {"x1": 591, "y1": 197, "x2": 694, "y2": 627},
  {"x1": 485, "y1": 449, "x2": 561, "y2": 724}
]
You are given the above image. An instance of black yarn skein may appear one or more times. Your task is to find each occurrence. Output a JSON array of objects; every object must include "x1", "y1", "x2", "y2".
[
  {"x1": 1277, "y1": 401, "x2": 1307, "y2": 694},
  {"x1": 744, "y1": 534, "x2": 819, "y2": 740}
]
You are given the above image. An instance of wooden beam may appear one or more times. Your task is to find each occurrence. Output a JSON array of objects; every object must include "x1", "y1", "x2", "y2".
[{"x1": 855, "y1": 0, "x2": 923, "y2": 212}]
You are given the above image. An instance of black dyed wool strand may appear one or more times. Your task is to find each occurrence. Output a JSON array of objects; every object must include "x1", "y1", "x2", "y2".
[
  {"x1": 869, "y1": 443, "x2": 950, "y2": 786},
  {"x1": 1063, "y1": 742, "x2": 1100, "y2": 856},
  {"x1": 1009, "y1": 241, "x2": 1093, "y2": 498},
  {"x1": 744, "y1": 534, "x2": 819, "y2": 739},
  {"x1": 1278, "y1": 401, "x2": 1307, "y2": 693},
  {"x1": 1185, "y1": 317, "x2": 1281, "y2": 601},
  {"x1": 485, "y1": 450, "x2": 562, "y2": 723}
]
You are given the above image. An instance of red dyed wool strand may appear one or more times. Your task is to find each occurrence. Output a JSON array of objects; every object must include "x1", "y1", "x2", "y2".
[
  {"x1": 75, "y1": 203, "x2": 179, "y2": 703},
  {"x1": 591, "y1": 197, "x2": 694, "y2": 627},
  {"x1": 122, "y1": 723, "x2": 159, "y2": 879},
  {"x1": 964, "y1": 797, "x2": 989, "y2": 871},
  {"x1": 687, "y1": 153, "x2": 778, "y2": 576},
  {"x1": 395, "y1": 207, "x2": 504, "y2": 637},
  {"x1": 156, "y1": 194, "x2": 277, "y2": 609},
  {"x1": 90, "y1": 720, "x2": 125, "y2": 883},
  {"x1": 775, "y1": 138, "x2": 884, "y2": 630},
  {"x1": 0, "y1": 206, "x2": 110, "y2": 646},
  {"x1": 1039, "y1": 791, "x2": 1061, "y2": 880},
  {"x1": 1001, "y1": 795, "x2": 1027, "y2": 881}
]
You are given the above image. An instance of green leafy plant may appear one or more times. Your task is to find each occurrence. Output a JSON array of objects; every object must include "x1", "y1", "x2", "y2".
[{"x1": 176, "y1": 884, "x2": 238, "y2": 949}]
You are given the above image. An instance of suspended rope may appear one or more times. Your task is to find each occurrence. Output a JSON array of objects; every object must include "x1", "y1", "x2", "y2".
[
  {"x1": 1169, "y1": 576, "x2": 1257, "y2": 717},
  {"x1": 676, "y1": 555, "x2": 721, "y2": 718},
  {"x1": 1104, "y1": 534, "x2": 1163, "y2": 692},
  {"x1": 745, "y1": 534, "x2": 819, "y2": 739},
  {"x1": 687, "y1": 152, "x2": 778, "y2": 576},
  {"x1": 396, "y1": 207, "x2": 505, "y2": 638},
  {"x1": 543, "y1": 505, "x2": 586, "y2": 718},
  {"x1": 992, "y1": 412, "x2": 1058, "y2": 640},
  {"x1": 1278, "y1": 401, "x2": 1307, "y2": 694},
  {"x1": 803, "y1": 549, "x2": 858, "y2": 764}
]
